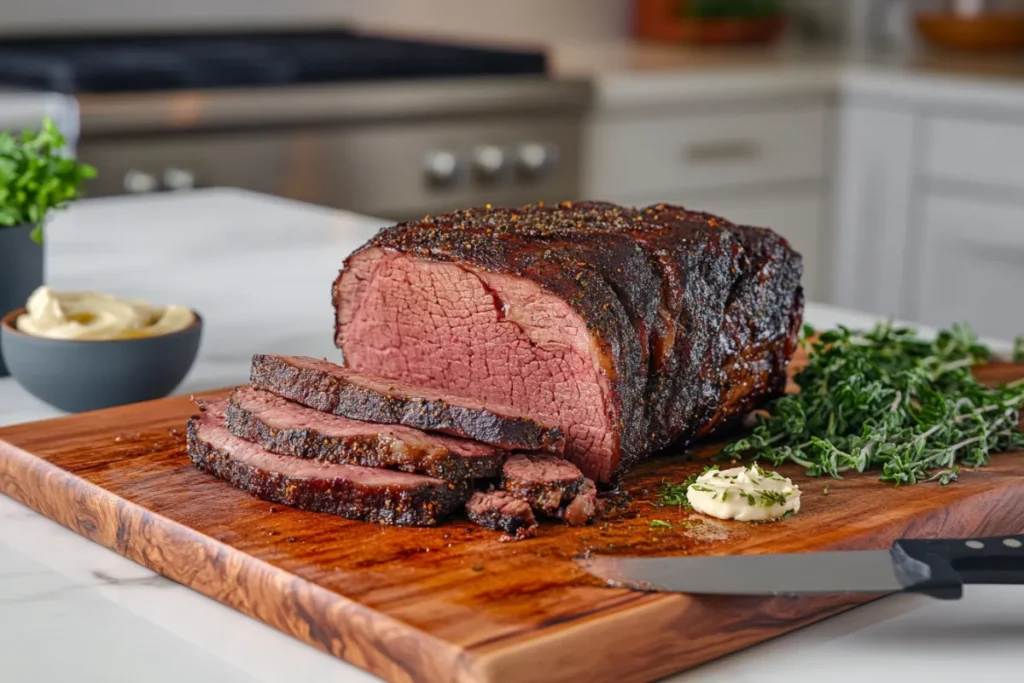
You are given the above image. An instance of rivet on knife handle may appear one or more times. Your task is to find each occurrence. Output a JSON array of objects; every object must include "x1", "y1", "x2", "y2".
[{"x1": 893, "y1": 535, "x2": 1024, "y2": 600}]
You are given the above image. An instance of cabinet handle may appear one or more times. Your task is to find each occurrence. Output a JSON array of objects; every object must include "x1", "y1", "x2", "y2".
[{"x1": 683, "y1": 140, "x2": 761, "y2": 163}]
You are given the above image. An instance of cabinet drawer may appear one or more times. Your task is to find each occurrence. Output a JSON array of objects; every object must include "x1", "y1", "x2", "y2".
[
  {"x1": 916, "y1": 195, "x2": 1024, "y2": 341},
  {"x1": 924, "y1": 117, "x2": 1024, "y2": 189},
  {"x1": 586, "y1": 106, "x2": 828, "y2": 196}
]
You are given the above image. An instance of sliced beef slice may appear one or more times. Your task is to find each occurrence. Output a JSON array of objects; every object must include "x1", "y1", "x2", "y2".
[
  {"x1": 501, "y1": 453, "x2": 585, "y2": 515},
  {"x1": 225, "y1": 385, "x2": 505, "y2": 480},
  {"x1": 559, "y1": 478, "x2": 600, "y2": 527},
  {"x1": 465, "y1": 490, "x2": 537, "y2": 540},
  {"x1": 187, "y1": 400, "x2": 468, "y2": 526},
  {"x1": 249, "y1": 354, "x2": 563, "y2": 453}
]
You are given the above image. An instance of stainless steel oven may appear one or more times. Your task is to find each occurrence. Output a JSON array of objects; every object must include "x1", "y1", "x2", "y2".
[
  {"x1": 0, "y1": 31, "x2": 590, "y2": 219},
  {"x1": 75, "y1": 77, "x2": 590, "y2": 220}
]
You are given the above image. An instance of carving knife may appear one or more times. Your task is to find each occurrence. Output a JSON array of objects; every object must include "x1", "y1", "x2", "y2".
[{"x1": 577, "y1": 534, "x2": 1024, "y2": 600}]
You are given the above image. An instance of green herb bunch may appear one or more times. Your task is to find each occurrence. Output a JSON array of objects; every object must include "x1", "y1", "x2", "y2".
[
  {"x1": 723, "y1": 323, "x2": 1024, "y2": 486},
  {"x1": 0, "y1": 118, "x2": 96, "y2": 244},
  {"x1": 680, "y1": 0, "x2": 783, "y2": 20}
]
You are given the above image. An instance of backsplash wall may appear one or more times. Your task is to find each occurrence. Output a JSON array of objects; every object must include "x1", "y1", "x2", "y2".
[
  {"x1": 2, "y1": 0, "x2": 847, "y2": 44},
  {"x1": 0, "y1": 0, "x2": 627, "y2": 41}
]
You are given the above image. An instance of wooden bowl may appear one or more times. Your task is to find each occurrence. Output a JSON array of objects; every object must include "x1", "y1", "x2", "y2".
[{"x1": 915, "y1": 12, "x2": 1024, "y2": 52}]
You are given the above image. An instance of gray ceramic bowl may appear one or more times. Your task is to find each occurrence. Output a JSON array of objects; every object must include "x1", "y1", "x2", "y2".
[{"x1": 1, "y1": 307, "x2": 202, "y2": 413}]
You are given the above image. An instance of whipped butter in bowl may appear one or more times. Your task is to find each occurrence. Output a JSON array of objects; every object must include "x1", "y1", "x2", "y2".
[
  {"x1": 16, "y1": 286, "x2": 195, "y2": 341},
  {"x1": 1, "y1": 287, "x2": 202, "y2": 412}
]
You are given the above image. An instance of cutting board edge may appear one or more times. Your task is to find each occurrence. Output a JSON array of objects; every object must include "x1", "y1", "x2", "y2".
[
  {"x1": 0, "y1": 437, "x2": 479, "y2": 683},
  {"x1": 464, "y1": 590, "x2": 873, "y2": 683}
]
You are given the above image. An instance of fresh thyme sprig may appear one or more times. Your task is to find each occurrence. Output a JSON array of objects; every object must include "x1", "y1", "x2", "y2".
[
  {"x1": 722, "y1": 322, "x2": 1024, "y2": 486},
  {"x1": 656, "y1": 466, "x2": 715, "y2": 508}
]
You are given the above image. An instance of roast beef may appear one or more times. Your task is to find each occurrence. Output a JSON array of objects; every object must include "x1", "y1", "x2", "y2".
[
  {"x1": 465, "y1": 490, "x2": 537, "y2": 540},
  {"x1": 250, "y1": 354, "x2": 563, "y2": 452},
  {"x1": 333, "y1": 201, "x2": 803, "y2": 483},
  {"x1": 558, "y1": 479, "x2": 600, "y2": 527},
  {"x1": 225, "y1": 385, "x2": 505, "y2": 480},
  {"x1": 501, "y1": 453, "x2": 585, "y2": 515},
  {"x1": 187, "y1": 401, "x2": 468, "y2": 526}
]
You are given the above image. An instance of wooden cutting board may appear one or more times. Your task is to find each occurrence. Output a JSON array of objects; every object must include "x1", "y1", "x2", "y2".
[{"x1": 2, "y1": 360, "x2": 1024, "y2": 683}]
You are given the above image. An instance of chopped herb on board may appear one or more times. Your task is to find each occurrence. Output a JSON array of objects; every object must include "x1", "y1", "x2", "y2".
[
  {"x1": 656, "y1": 465, "x2": 718, "y2": 508},
  {"x1": 723, "y1": 323, "x2": 1024, "y2": 486}
]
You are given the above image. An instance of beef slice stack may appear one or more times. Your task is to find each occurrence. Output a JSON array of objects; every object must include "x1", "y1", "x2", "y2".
[
  {"x1": 187, "y1": 354, "x2": 595, "y2": 532},
  {"x1": 187, "y1": 200, "x2": 803, "y2": 533}
]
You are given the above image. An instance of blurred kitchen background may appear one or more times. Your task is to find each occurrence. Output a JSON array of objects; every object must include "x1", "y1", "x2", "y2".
[{"x1": 2, "y1": 0, "x2": 1024, "y2": 339}]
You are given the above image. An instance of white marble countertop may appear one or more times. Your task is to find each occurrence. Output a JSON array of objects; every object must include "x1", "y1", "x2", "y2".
[
  {"x1": 549, "y1": 40, "x2": 1024, "y2": 112},
  {"x1": 1, "y1": 189, "x2": 1022, "y2": 683}
]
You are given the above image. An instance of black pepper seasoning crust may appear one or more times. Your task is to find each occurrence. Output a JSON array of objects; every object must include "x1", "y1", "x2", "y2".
[
  {"x1": 250, "y1": 355, "x2": 564, "y2": 453},
  {"x1": 333, "y1": 200, "x2": 803, "y2": 482},
  {"x1": 186, "y1": 414, "x2": 468, "y2": 527}
]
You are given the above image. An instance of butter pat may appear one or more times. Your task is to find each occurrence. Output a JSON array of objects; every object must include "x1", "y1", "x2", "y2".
[
  {"x1": 16, "y1": 286, "x2": 194, "y2": 341},
  {"x1": 686, "y1": 464, "x2": 801, "y2": 522}
]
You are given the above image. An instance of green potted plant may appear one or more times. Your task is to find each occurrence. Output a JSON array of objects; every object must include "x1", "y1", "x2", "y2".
[
  {"x1": 0, "y1": 117, "x2": 96, "y2": 376},
  {"x1": 676, "y1": 0, "x2": 788, "y2": 43}
]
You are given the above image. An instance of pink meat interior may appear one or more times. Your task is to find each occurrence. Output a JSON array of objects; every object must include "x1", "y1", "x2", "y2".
[
  {"x1": 503, "y1": 453, "x2": 583, "y2": 485},
  {"x1": 335, "y1": 248, "x2": 615, "y2": 481}
]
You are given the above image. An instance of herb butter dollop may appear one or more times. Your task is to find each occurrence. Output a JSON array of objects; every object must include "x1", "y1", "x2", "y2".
[
  {"x1": 686, "y1": 464, "x2": 801, "y2": 522},
  {"x1": 16, "y1": 286, "x2": 194, "y2": 341}
]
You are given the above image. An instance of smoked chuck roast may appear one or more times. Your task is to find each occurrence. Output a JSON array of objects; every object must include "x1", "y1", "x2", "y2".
[{"x1": 332, "y1": 201, "x2": 803, "y2": 484}]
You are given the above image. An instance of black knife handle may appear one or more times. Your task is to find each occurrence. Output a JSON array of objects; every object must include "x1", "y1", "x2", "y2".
[{"x1": 892, "y1": 535, "x2": 1024, "y2": 600}]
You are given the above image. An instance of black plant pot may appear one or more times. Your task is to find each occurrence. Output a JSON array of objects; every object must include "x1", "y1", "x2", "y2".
[{"x1": 0, "y1": 224, "x2": 43, "y2": 377}]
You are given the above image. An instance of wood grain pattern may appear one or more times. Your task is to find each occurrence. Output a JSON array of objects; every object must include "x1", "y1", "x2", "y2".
[{"x1": 3, "y1": 360, "x2": 1024, "y2": 683}]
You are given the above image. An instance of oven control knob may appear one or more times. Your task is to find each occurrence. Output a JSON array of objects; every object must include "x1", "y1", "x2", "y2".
[
  {"x1": 163, "y1": 167, "x2": 196, "y2": 191},
  {"x1": 123, "y1": 170, "x2": 157, "y2": 194},
  {"x1": 516, "y1": 142, "x2": 558, "y2": 178},
  {"x1": 471, "y1": 145, "x2": 506, "y2": 179},
  {"x1": 423, "y1": 150, "x2": 459, "y2": 185}
]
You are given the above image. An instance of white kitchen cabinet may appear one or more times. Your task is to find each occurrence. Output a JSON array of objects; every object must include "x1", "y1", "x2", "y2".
[
  {"x1": 916, "y1": 195, "x2": 1024, "y2": 341},
  {"x1": 831, "y1": 105, "x2": 915, "y2": 319},
  {"x1": 924, "y1": 116, "x2": 1024, "y2": 191},
  {"x1": 586, "y1": 105, "x2": 829, "y2": 197},
  {"x1": 835, "y1": 90, "x2": 1024, "y2": 338}
]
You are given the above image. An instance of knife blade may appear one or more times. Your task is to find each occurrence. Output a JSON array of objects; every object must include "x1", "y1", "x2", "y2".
[{"x1": 577, "y1": 534, "x2": 1024, "y2": 600}]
